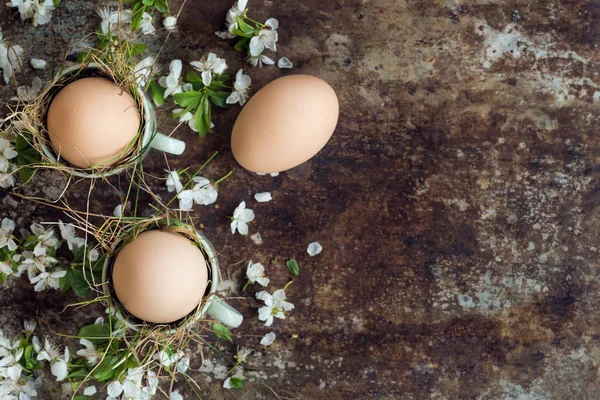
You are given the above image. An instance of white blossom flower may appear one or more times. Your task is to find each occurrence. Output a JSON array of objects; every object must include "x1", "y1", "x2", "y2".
[
  {"x1": 0, "y1": 260, "x2": 12, "y2": 277},
  {"x1": 18, "y1": 250, "x2": 57, "y2": 277},
  {"x1": 154, "y1": 350, "x2": 180, "y2": 367},
  {"x1": 31, "y1": 336, "x2": 41, "y2": 353},
  {"x1": 23, "y1": 320, "x2": 36, "y2": 334},
  {"x1": 113, "y1": 204, "x2": 123, "y2": 218},
  {"x1": 58, "y1": 221, "x2": 85, "y2": 252},
  {"x1": 76, "y1": 338, "x2": 99, "y2": 366},
  {"x1": 7, "y1": 0, "x2": 55, "y2": 26},
  {"x1": 0, "y1": 218, "x2": 17, "y2": 251},
  {"x1": 50, "y1": 347, "x2": 69, "y2": 381},
  {"x1": 234, "y1": 347, "x2": 251, "y2": 364},
  {"x1": 83, "y1": 386, "x2": 97, "y2": 396},
  {"x1": 190, "y1": 53, "x2": 227, "y2": 87},
  {"x1": 30, "y1": 58, "x2": 45, "y2": 69},
  {"x1": 246, "y1": 53, "x2": 275, "y2": 68},
  {"x1": 246, "y1": 261, "x2": 269, "y2": 286},
  {"x1": 260, "y1": 332, "x2": 276, "y2": 346},
  {"x1": 0, "y1": 376, "x2": 37, "y2": 399},
  {"x1": 165, "y1": 170, "x2": 183, "y2": 193},
  {"x1": 30, "y1": 223, "x2": 58, "y2": 252},
  {"x1": 0, "y1": 171, "x2": 16, "y2": 189},
  {"x1": 0, "y1": 29, "x2": 23, "y2": 84},
  {"x1": 29, "y1": 269, "x2": 66, "y2": 291},
  {"x1": 0, "y1": 138, "x2": 18, "y2": 173},
  {"x1": 158, "y1": 59, "x2": 183, "y2": 98},
  {"x1": 98, "y1": 7, "x2": 131, "y2": 34},
  {"x1": 163, "y1": 16, "x2": 177, "y2": 30},
  {"x1": 0, "y1": 348, "x2": 24, "y2": 381},
  {"x1": 277, "y1": 57, "x2": 293, "y2": 69},
  {"x1": 87, "y1": 247, "x2": 99, "y2": 263},
  {"x1": 139, "y1": 12, "x2": 156, "y2": 35},
  {"x1": 254, "y1": 192, "x2": 271, "y2": 203},
  {"x1": 177, "y1": 177, "x2": 218, "y2": 211},
  {"x1": 256, "y1": 289, "x2": 294, "y2": 326},
  {"x1": 215, "y1": 0, "x2": 248, "y2": 38},
  {"x1": 146, "y1": 370, "x2": 158, "y2": 395},
  {"x1": 226, "y1": 69, "x2": 251, "y2": 106},
  {"x1": 230, "y1": 201, "x2": 254, "y2": 235},
  {"x1": 133, "y1": 56, "x2": 154, "y2": 87},
  {"x1": 106, "y1": 367, "x2": 144, "y2": 399},
  {"x1": 13, "y1": 76, "x2": 42, "y2": 102},
  {"x1": 307, "y1": 241, "x2": 323, "y2": 256},
  {"x1": 170, "y1": 390, "x2": 184, "y2": 400},
  {"x1": 36, "y1": 338, "x2": 60, "y2": 363},
  {"x1": 176, "y1": 354, "x2": 190, "y2": 373},
  {"x1": 249, "y1": 18, "x2": 278, "y2": 56}
]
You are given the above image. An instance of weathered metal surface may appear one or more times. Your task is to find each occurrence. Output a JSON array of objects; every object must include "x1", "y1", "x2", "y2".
[{"x1": 2, "y1": 0, "x2": 600, "y2": 399}]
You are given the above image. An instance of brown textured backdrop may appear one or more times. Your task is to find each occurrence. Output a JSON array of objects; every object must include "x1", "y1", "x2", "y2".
[{"x1": 1, "y1": 0, "x2": 600, "y2": 399}]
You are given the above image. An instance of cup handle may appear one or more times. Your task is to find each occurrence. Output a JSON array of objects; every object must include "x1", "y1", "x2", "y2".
[
  {"x1": 206, "y1": 298, "x2": 243, "y2": 328},
  {"x1": 149, "y1": 132, "x2": 186, "y2": 155}
]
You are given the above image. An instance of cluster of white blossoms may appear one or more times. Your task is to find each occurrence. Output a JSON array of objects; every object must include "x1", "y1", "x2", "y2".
[
  {"x1": 164, "y1": 170, "x2": 219, "y2": 211},
  {"x1": 97, "y1": 6, "x2": 177, "y2": 37},
  {"x1": 0, "y1": 132, "x2": 18, "y2": 190},
  {"x1": 0, "y1": 218, "x2": 98, "y2": 292},
  {"x1": 0, "y1": 27, "x2": 23, "y2": 85},
  {"x1": 158, "y1": 54, "x2": 251, "y2": 134},
  {"x1": 0, "y1": 321, "x2": 87, "y2": 399},
  {"x1": 215, "y1": 0, "x2": 293, "y2": 69},
  {"x1": 6, "y1": 0, "x2": 56, "y2": 27}
]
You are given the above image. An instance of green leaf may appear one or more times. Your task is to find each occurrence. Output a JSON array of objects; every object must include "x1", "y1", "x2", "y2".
[
  {"x1": 149, "y1": 80, "x2": 165, "y2": 106},
  {"x1": 129, "y1": 43, "x2": 147, "y2": 56},
  {"x1": 22, "y1": 235, "x2": 38, "y2": 251},
  {"x1": 53, "y1": 0, "x2": 60, "y2": 6},
  {"x1": 234, "y1": 37, "x2": 251, "y2": 52},
  {"x1": 230, "y1": 377, "x2": 244, "y2": 389},
  {"x1": 174, "y1": 91, "x2": 202, "y2": 107},
  {"x1": 232, "y1": 27, "x2": 255, "y2": 38},
  {"x1": 186, "y1": 70, "x2": 203, "y2": 83},
  {"x1": 59, "y1": 269, "x2": 73, "y2": 291},
  {"x1": 286, "y1": 259, "x2": 300, "y2": 276},
  {"x1": 18, "y1": 165, "x2": 35, "y2": 183},
  {"x1": 73, "y1": 396, "x2": 90, "y2": 400},
  {"x1": 0, "y1": 272, "x2": 6, "y2": 285},
  {"x1": 67, "y1": 367, "x2": 92, "y2": 380},
  {"x1": 192, "y1": 94, "x2": 211, "y2": 137},
  {"x1": 208, "y1": 91, "x2": 232, "y2": 108},
  {"x1": 213, "y1": 323, "x2": 233, "y2": 342},
  {"x1": 92, "y1": 355, "x2": 121, "y2": 381},
  {"x1": 71, "y1": 269, "x2": 91, "y2": 298},
  {"x1": 236, "y1": 17, "x2": 255, "y2": 34},
  {"x1": 202, "y1": 94, "x2": 212, "y2": 133},
  {"x1": 129, "y1": 4, "x2": 146, "y2": 31},
  {"x1": 78, "y1": 324, "x2": 110, "y2": 345},
  {"x1": 142, "y1": 0, "x2": 154, "y2": 6},
  {"x1": 155, "y1": 0, "x2": 168, "y2": 13}
]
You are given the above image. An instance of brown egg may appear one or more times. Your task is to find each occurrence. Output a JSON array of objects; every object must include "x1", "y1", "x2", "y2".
[
  {"x1": 47, "y1": 77, "x2": 140, "y2": 168},
  {"x1": 231, "y1": 74, "x2": 339, "y2": 173},
  {"x1": 112, "y1": 230, "x2": 209, "y2": 324}
]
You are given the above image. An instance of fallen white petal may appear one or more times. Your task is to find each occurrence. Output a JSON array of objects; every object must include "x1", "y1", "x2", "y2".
[
  {"x1": 223, "y1": 377, "x2": 233, "y2": 389},
  {"x1": 270, "y1": 172, "x2": 279, "y2": 177},
  {"x1": 277, "y1": 57, "x2": 293, "y2": 69},
  {"x1": 31, "y1": 58, "x2": 46, "y2": 69},
  {"x1": 254, "y1": 192, "x2": 272, "y2": 203},
  {"x1": 113, "y1": 204, "x2": 123, "y2": 217},
  {"x1": 83, "y1": 386, "x2": 97, "y2": 396},
  {"x1": 260, "y1": 332, "x2": 276, "y2": 346},
  {"x1": 307, "y1": 242, "x2": 323, "y2": 256}
]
